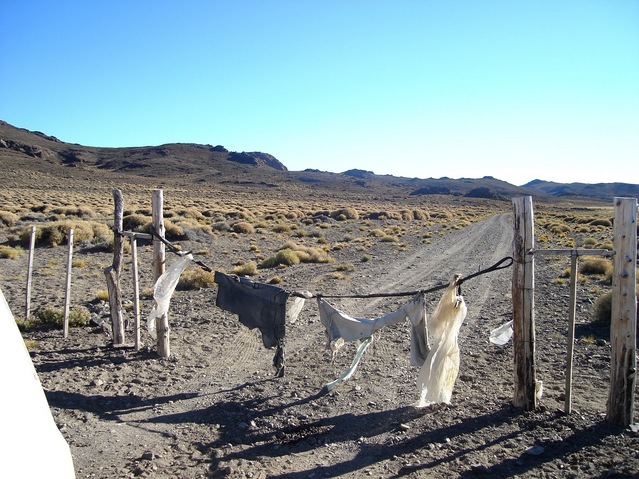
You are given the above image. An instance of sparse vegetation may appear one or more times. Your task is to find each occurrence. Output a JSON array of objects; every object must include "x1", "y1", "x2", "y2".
[
  {"x1": 178, "y1": 266, "x2": 216, "y2": 289},
  {"x1": 0, "y1": 245, "x2": 22, "y2": 259}
]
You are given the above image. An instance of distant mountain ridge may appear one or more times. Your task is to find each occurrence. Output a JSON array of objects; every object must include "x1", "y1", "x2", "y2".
[{"x1": 1, "y1": 120, "x2": 637, "y2": 201}]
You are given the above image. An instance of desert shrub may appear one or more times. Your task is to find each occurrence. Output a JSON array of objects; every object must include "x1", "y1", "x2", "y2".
[
  {"x1": 176, "y1": 207, "x2": 207, "y2": 222},
  {"x1": 178, "y1": 266, "x2": 215, "y2": 289},
  {"x1": 549, "y1": 223, "x2": 571, "y2": 234},
  {"x1": 267, "y1": 276, "x2": 282, "y2": 284},
  {"x1": 259, "y1": 248, "x2": 300, "y2": 268},
  {"x1": 400, "y1": 210, "x2": 414, "y2": 221},
  {"x1": 164, "y1": 220, "x2": 185, "y2": 240},
  {"x1": 0, "y1": 245, "x2": 22, "y2": 259},
  {"x1": 334, "y1": 263, "x2": 354, "y2": 272},
  {"x1": 590, "y1": 219, "x2": 612, "y2": 227},
  {"x1": 212, "y1": 221, "x2": 230, "y2": 232},
  {"x1": 370, "y1": 228, "x2": 386, "y2": 237},
  {"x1": 272, "y1": 224, "x2": 291, "y2": 234},
  {"x1": 579, "y1": 258, "x2": 612, "y2": 276},
  {"x1": 413, "y1": 210, "x2": 429, "y2": 221},
  {"x1": 123, "y1": 214, "x2": 150, "y2": 232},
  {"x1": 51, "y1": 206, "x2": 97, "y2": 218},
  {"x1": 68, "y1": 307, "x2": 91, "y2": 327},
  {"x1": 72, "y1": 258, "x2": 87, "y2": 268},
  {"x1": 592, "y1": 292, "x2": 612, "y2": 324},
  {"x1": 582, "y1": 237, "x2": 597, "y2": 247},
  {"x1": 232, "y1": 261, "x2": 258, "y2": 276},
  {"x1": 232, "y1": 222, "x2": 255, "y2": 234},
  {"x1": 94, "y1": 290, "x2": 109, "y2": 302},
  {"x1": 331, "y1": 207, "x2": 359, "y2": 220},
  {"x1": 0, "y1": 210, "x2": 19, "y2": 226},
  {"x1": 30, "y1": 306, "x2": 89, "y2": 328}
]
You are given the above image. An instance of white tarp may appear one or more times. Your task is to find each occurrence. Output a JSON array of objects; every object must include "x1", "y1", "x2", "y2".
[{"x1": 0, "y1": 288, "x2": 76, "y2": 478}]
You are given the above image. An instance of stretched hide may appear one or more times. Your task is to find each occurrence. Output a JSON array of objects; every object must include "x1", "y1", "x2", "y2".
[{"x1": 0, "y1": 288, "x2": 76, "y2": 478}]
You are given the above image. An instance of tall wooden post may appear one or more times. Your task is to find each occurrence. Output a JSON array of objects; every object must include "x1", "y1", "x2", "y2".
[
  {"x1": 512, "y1": 196, "x2": 538, "y2": 410},
  {"x1": 130, "y1": 236, "x2": 141, "y2": 351},
  {"x1": 63, "y1": 228, "x2": 74, "y2": 338},
  {"x1": 607, "y1": 197, "x2": 637, "y2": 427},
  {"x1": 25, "y1": 225, "x2": 36, "y2": 320},
  {"x1": 152, "y1": 189, "x2": 170, "y2": 358},
  {"x1": 104, "y1": 189, "x2": 126, "y2": 346},
  {"x1": 565, "y1": 251, "x2": 578, "y2": 414}
]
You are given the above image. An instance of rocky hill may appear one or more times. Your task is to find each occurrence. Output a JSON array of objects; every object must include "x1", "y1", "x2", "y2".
[{"x1": 1, "y1": 120, "x2": 636, "y2": 201}]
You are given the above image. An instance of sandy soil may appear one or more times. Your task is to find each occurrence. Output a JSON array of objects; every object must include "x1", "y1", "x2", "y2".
[{"x1": 3, "y1": 212, "x2": 638, "y2": 479}]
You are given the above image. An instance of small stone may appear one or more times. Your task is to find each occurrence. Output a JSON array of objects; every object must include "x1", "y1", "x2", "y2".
[
  {"x1": 525, "y1": 445, "x2": 545, "y2": 456},
  {"x1": 399, "y1": 423, "x2": 410, "y2": 431}
]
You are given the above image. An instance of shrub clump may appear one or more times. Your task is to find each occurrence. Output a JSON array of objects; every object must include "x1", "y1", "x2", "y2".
[
  {"x1": 21, "y1": 306, "x2": 90, "y2": 329},
  {"x1": 0, "y1": 245, "x2": 23, "y2": 259},
  {"x1": 0, "y1": 210, "x2": 19, "y2": 226},
  {"x1": 591, "y1": 292, "x2": 612, "y2": 324},
  {"x1": 331, "y1": 208, "x2": 359, "y2": 221},
  {"x1": 579, "y1": 258, "x2": 612, "y2": 276},
  {"x1": 260, "y1": 248, "x2": 300, "y2": 268},
  {"x1": 232, "y1": 261, "x2": 258, "y2": 276},
  {"x1": 177, "y1": 267, "x2": 215, "y2": 290},
  {"x1": 19, "y1": 221, "x2": 111, "y2": 247},
  {"x1": 232, "y1": 222, "x2": 255, "y2": 234}
]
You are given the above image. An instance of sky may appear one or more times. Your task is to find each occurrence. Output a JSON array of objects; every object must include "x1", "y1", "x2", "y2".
[{"x1": 1, "y1": 1, "x2": 638, "y2": 186}]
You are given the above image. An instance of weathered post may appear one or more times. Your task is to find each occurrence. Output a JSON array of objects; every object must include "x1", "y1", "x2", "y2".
[
  {"x1": 104, "y1": 189, "x2": 126, "y2": 346},
  {"x1": 565, "y1": 250, "x2": 578, "y2": 414},
  {"x1": 607, "y1": 197, "x2": 637, "y2": 427},
  {"x1": 63, "y1": 227, "x2": 74, "y2": 338},
  {"x1": 152, "y1": 189, "x2": 170, "y2": 358},
  {"x1": 25, "y1": 225, "x2": 36, "y2": 320},
  {"x1": 130, "y1": 235, "x2": 141, "y2": 351},
  {"x1": 512, "y1": 196, "x2": 538, "y2": 410}
]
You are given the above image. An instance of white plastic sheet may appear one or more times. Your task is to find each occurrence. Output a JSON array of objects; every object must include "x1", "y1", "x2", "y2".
[
  {"x1": 489, "y1": 320, "x2": 513, "y2": 346},
  {"x1": 416, "y1": 276, "x2": 467, "y2": 407},
  {"x1": 147, "y1": 253, "x2": 193, "y2": 339}
]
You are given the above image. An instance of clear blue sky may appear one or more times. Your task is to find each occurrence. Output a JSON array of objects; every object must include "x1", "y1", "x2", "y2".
[{"x1": 2, "y1": 1, "x2": 638, "y2": 186}]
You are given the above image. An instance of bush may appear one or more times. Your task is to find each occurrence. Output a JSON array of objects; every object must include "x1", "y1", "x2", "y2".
[
  {"x1": 330, "y1": 207, "x2": 359, "y2": 220},
  {"x1": 29, "y1": 306, "x2": 89, "y2": 329},
  {"x1": 0, "y1": 210, "x2": 19, "y2": 226},
  {"x1": 232, "y1": 222, "x2": 255, "y2": 234},
  {"x1": 0, "y1": 245, "x2": 22, "y2": 259},
  {"x1": 579, "y1": 258, "x2": 612, "y2": 276},
  {"x1": 232, "y1": 261, "x2": 258, "y2": 276},
  {"x1": 177, "y1": 267, "x2": 215, "y2": 289},
  {"x1": 259, "y1": 249, "x2": 299, "y2": 268},
  {"x1": 592, "y1": 292, "x2": 612, "y2": 324},
  {"x1": 590, "y1": 219, "x2": 612, "y2": 227}
]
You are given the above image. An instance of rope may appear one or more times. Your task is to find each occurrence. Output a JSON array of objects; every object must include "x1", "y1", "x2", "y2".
[
  {"x1": 147, "y1": 226, "x2": 513, "y2": 298},
  {"x1": 149, "y1": 226, "x2": 213, "y2": 272},
  {"x1": 315, "y1": 256, "x2": 513, "y2": 299}
]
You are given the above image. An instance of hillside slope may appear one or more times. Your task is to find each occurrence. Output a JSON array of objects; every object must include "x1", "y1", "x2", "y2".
[{"x1": 2, "y1": 120, "x2": 636, "y2": 201}]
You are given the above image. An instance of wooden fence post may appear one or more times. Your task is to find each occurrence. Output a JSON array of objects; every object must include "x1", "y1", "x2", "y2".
[
  {"x1": 565, "y1": 251, "x2": 578, "y2": 414},
  {"x1": 130, "y1": 235, "x2": 141, "y2": 351},
  {"x1": 512, "y1": 196, "x2": 539, "y2": 410},
  {"x1": 152, "y1": 189, "x2": 170, "y2": 358},
  {"x1": 104, "y1": 188, "x2": 126, "y2": 346},
  {"x1": 607, "y1": 197, "x2": 637, "y2": 427},
  {"x1": 25, "y1": 225, "x2": 36, "y2": 320},
  {"x1": 63, "y1": 228, "x2": 74, "y2": 338}
]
